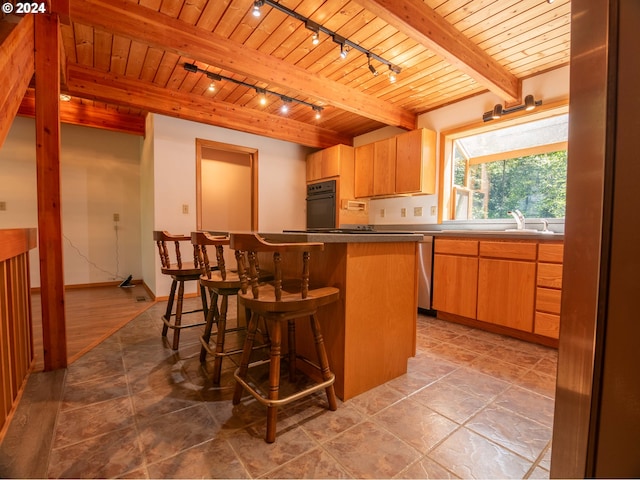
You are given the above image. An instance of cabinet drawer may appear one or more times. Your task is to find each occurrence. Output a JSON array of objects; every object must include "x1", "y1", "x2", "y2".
[
  {"x1": 537, "y1": 263, "x2": 563, "y2": 288},
  {"x1": 536, "y1": 287, "x2": 562, "y2": 314},
  {"x1": 538, "y1": 243, "x2": 564, "y2": 263},
  {"x1": 434, "y1": 238, "x2": 478, "y2": 256},
  {"x1": 534, "y1": 312, "x2": 560, "y2": 339},
  {"x1": 480, "y1": 241, "x2": 537, "y2": 261}
]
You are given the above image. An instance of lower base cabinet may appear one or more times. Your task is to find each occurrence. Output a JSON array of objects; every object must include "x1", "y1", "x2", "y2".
[
  {"x1": 477, "y1": 258, "x2": 536, "y2": 332},
  {"x1": 433, "y1": 237, "x2": 563, "y2": 345}
]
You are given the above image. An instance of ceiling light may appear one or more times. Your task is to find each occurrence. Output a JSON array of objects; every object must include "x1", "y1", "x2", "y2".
[
  {"x1": 524, "y1": 94, "x2": 536, "y2": 111},
  {"x1": 281, "y1": 98, "x2": 291, "y2": 113},
  {"x1": 312, "y1": 32, "x2": 319, "y2": 45},
  {"x1": 313, "y1": 106, "x2": 322, "y2": 119},
  {"x1": 252, "y1": 0, "x2": 263, "y2": 17},
  {"x1": 183, "y1": 62, "x2": 323, "y2": 118},
  {"x1": 208, "y1": 82, "x2": 215, "y2": 92},
  {"x1": 482, "y1": 95, "x2": 543, "y2": 121},
  {"x1": 305, "y1": 20, "x2": 320, "y2": 46},
  {"x1": 492, "y1": 104, "x2": 503, "y2": 120},
  {"x1": 340, "y1": 43, "x2": 348, "y2": 59},
  {"x1": 368, "y1": 55, "x2": 378, "y2": 76}
]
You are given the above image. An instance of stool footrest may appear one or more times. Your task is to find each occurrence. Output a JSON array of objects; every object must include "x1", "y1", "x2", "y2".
[
  {"x1": 233, "y1": 360, "x2": 335, "y2": 408},
  {"x1": 161, "y1": 316, "x2": 206, "y2": 331}
]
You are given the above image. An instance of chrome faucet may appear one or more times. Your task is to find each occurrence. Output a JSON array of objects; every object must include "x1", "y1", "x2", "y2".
[{"x1": 508, "y1": 209, "x2": 525, "y2": 230}]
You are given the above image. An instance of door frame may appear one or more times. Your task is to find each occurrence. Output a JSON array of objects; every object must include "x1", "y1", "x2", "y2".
[{"x1": 195, "y1": 138, "x2": 259, "y2": 231}]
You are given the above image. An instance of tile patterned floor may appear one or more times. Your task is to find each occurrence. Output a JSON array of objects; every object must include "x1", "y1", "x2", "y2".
[{"x1": 42, "y1": 298, "x2": 556, "y2": 479}]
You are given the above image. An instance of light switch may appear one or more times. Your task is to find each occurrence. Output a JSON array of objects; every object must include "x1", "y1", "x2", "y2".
[
  {"x1": 182, "y1": 204, "x2": 189, "y2": 214},
  {"x1": 413, "y1": 207, "x2": 423, "y2": 216},
  {"x1": 113, "y1": 213, "x2": 120, "y2": 222},
  {"x1": 0, "y1": 201, "x2": 6, "y2": 211},
  {"x1": 430, "y1": 206, "x2": 437, "y2": 216},
  {"x1": 400, "y1": 208, "x2": 407, "y2": 217},
  {"x1": 380, "y1": 208, "x2": 385, "y2": 218}
]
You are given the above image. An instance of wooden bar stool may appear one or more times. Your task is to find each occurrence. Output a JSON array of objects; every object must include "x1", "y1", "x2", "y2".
[
  {"x1": 153, "y1": 231, "x2": 208, "y2": 350},
  {"x1": 191, "y1": 231, "x2": 271, "y2": 385},
  {"x1": 230, "y1": 233, "x2": 339, "y2": 443}
]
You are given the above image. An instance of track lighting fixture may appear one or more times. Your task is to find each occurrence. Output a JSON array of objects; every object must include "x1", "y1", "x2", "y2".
[
  {"x1": 257, "y1": 0, "x2": 401, "y2": 81},
  {"x1": 280, "y1": 98, "x2": 291, "y2": 113},
  {"x1": 482, "y1": 95, "x2": 543, "y2": 122},
  {"x1": 340, "y1": 43, "x2": 349, "y2": 59},
  {"x1": 183, "y1": 62, "x2": 324, "y2": 118},
  {"x1": 313, "y1": 106, "x2": 322, "y2": 119},
  {"x1": 208, "y1": 82, "x2": 215, "y2": 92},
  {"x1": 368, "y1": 55, "x2": 378, "y2": 76},
  {"x1": 252, "y1": 0, "x2": 263, "y2": 17},
  {"x1": 305, "y1": 20, "x2": 320, "y2": 46},
  {"x1": 492, "y1": 104, "x2": 503, "y2": 120}
]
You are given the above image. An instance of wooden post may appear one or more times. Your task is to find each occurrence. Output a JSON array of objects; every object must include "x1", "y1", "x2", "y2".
[{"x1": 34, "y1": 14, "x2": 67, "y2": 370}]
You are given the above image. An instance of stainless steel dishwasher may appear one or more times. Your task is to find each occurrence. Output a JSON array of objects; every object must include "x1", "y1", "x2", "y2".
[{"x1": 417, "y1": 236, "x2": 434, "y2": 313}]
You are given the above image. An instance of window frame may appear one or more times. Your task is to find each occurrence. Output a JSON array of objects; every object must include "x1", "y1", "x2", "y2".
[{"x1": 437, "y1": 100, "x2": 569, "y2": 223}]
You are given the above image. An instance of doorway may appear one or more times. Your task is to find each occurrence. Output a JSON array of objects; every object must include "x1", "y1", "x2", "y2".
[{"x1": 195, "y1": 139, "x2": 258, "y2": 233}]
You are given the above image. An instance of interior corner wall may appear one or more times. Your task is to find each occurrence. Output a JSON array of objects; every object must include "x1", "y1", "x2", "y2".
[
  {"x1": 148, "y1": 114, "x2": 310, "y2": 298},
  {"x1": 140, "y1": 113, "x2": 156, "y2": 296},
  {"x1": 0, "y1": 116, "x2": 143, "y2": 287}
]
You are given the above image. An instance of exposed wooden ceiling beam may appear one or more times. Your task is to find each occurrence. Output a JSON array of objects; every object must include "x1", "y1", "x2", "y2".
[
  {"x1": 66, "y1": 64, "x2": 353, "y2": 148},
  {"x1": 68, "y1": 0, "x2": 416, "y2": 131},
  {"x1": 0, "y1": 15, "x2": 34, "y2": 149},
  {"x1": 355, "y1": 0, "x2": 521, "y2": 102},
  {"x1": 18, "y1": 89, "x2": 146, "y2": 136}
]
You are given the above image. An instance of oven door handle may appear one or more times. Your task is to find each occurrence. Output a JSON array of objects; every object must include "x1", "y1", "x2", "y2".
[{"x1": 307, "y1": 193, "x2": 335, "y2": 200}]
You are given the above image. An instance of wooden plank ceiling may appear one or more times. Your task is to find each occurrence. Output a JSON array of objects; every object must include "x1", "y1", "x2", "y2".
[{"x1": 26, "y1": 0, "x2": 571, "y2": 147}]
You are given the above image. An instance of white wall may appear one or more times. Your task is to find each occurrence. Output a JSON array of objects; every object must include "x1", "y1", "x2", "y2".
[
  {"x1": 147, "y1": 114, "x2": 311, "y2": 297},
  {"x1": 359, "y1": 66, "x2": 571, "y2": 225},
  {"x1": 0, "y1": 117, "x2": 143, "y2": 287}
]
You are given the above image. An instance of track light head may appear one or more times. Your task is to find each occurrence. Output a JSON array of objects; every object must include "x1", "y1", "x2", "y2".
[
  {"x1": 313, "y1": 106, "x2": 322, "y2": 119},
  {"x1": 524, "y1": 94, "x2": 536, "y2": 111},
  {"x1": 340, "y1": 43, "x2": 348, "y2": 59},
  {"x1": 492, "y1": 104, "x2": 503, "y2": 120},
  {"x1": 184, "y1": 63, "x2": 198, "y2": 73},
  {"x1": 367, "y1": 55, "x2": 378, "y2": 76},
  {"x1": 252, "y1": 0, "x2": 264, "y2": 17}
]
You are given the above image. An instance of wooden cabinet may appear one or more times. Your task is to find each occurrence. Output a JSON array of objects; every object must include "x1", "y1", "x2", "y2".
[
  {"x1": 432, "y1": 239, "x2": 479, "y2": 319},
  {"x1": 306, "y1": 144, "x2": 345, "y2": 182},
  {"x1": 354, "y1": 128, "x2": 436, "y2": 198},
  {"x1": 354, "y1": 143, "x2": 374, "y2": 198},
  {"x1": 477, "y1": 241, "x2": 537, "y2": 332},
  {"x1": 434, "y1": 237, "x2": 563, "y2": 345},
  {"x1": 354, "y1": 138, "x2": 396, "y2": 197},
  {"x1": 395, "y1": 128, "x2": 437, "y2": 194},
  {"x1": 373, "y1": 137, "x2": 396, "y2": 196},
  {"x1": 535, "y1": 243, "x2": 564, "y2": 339},
  {"x1": 306, "y1": 144, "x2": 367, "y2": 226}
]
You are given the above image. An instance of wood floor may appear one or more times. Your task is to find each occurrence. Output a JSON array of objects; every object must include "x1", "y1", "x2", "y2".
[{"x1": 30, "y1": 283, "x2": 154, "y2": 371}]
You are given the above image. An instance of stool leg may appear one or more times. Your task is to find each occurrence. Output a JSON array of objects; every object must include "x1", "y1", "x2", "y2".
[
  {"x1": 310, "y1": 314, "x2": 337, "y2": 411},
  {"x1": 200, "y1": 283, "x2": 209, "y2": 320},
  {"x1": 287, "y1": 319, "x2": 296, "y2": 381},
  {"x1": 212, "y1": 294, "x2": 229, "y2": 385},
  {"x1": 233, "y1": 311, "x2": 260, "y2": 405},
  {"x1": 172, "y1": 280, "x2": 185, "y2": 350},
  {"x1": 266, "y1": 319, "x2": 282, "y2": 443},
  {"x1": 200, "y1": 291, "x2": 219, "y2": 363},
  {"x1": 162, "y1": 278, "x2": 178, "y2": 338}
]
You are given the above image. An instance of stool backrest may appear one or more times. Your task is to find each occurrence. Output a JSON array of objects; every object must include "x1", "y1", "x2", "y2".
[
  {"x1": 153, "y1": 230, "x2": 198, "y2": 270},
  {"x1": 230, "y1": 233, "x2": 324, "y2": 301},
  {"x1": 190, "y1": 231, "x2": 233, "y2": 280}
]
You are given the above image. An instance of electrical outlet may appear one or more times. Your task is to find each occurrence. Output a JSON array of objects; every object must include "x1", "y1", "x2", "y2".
[
  {"x1": 0, "y1": 201, "x2": 6, "y2": 211},
  {"x1": 430, "y1": 206, "x2": 437, "y2": 216},
  {"x1": 413, "y1": 207, "x2": 423, "y2": 217},
  {"x1": 182, "y1": 204, "x2": 189, "y2": 214},
  {"x1": 400, "y1": 207, "x2": 407, "y2": 217},
  {"x1": 379, "y1": 208, "x2": 385, "y2": 218},
  {"x1": 113, "y1": 213, "x2": 120, "y2": 222}
]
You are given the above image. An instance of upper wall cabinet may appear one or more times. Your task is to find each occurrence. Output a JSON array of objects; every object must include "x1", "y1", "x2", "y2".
[
  {"x1": 395, "y1": 128, "x2": 437, "y2": 195},
  {"x1": 306, "y1": 144, "x2": 345, "y2": 182},
  {"x1": 354, "y1": 128, "x2": 437, "y2": 198}
]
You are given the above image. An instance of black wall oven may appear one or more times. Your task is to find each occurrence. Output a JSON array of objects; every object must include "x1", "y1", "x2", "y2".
[{"x1": 306, "y1": 180, "x2": 336, "y2": 229}]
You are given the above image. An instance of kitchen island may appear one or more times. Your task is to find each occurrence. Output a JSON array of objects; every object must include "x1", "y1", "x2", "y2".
[{"x1": 260, "y1": 231, "x2": 423, "y2": 400}]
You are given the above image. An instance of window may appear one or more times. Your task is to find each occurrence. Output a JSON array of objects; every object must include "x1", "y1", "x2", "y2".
[{"x1": 445, "y1": 110, "x2": 568, "y2": 221}]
